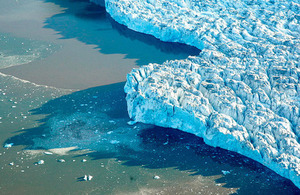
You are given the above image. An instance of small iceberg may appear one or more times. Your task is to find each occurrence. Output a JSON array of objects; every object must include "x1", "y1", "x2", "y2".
[
  {"x1": 221, "y1": 170, "x2": 231, "y2": 175},
  {"x1": 153, "y1": 175, "x2": 160, "y2": 180},
  {"x1": 57, "y1": 159, "x2": 65, "y2": 163},
  {"x1": 37, "y1": 160, "x2": 44, "y2": 165},
  {"x1": 4, "y1": 143, "x2": 14, "y2": 148},
  {"x1": 43, "y1": 151, "x2": 53, "y2": 155},
  {"x1": 127, "y1": 120, "x2": 137, "y2": 125},
  {"x1": 83, "y1": 175, "x2": 93, "y2": 181}
]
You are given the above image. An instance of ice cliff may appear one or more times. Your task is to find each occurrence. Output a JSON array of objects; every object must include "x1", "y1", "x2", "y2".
[{"x1": 92, "y1": 0, "x2": 300, "y2": 188}]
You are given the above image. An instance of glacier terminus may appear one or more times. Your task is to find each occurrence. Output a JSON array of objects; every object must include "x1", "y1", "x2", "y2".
[{"x1": 91, "y1": 0, "x2": 300, "y2": 189}]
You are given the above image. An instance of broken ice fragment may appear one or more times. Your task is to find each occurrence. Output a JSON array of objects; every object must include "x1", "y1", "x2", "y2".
[
  {"x1": 110, "y1": 140, "x2": 120, "y2": 144},
  {"x1": 43, "y1": 152, "x2": 53, "y2": 155},
  {"x1": 153, "y1": 175, "x2": 160, "y2": 179},
  {"x1": 83, "y1": 175, "x2": 88, "y2": 181},
  {"x1": 83, "y1": 175, "x2": 93, "y2": 181},
  {"x1": 222, "y1": 170, "x2": 231, "y2": 175},
  {"x1": 4, "y1": 143, "x2": 14, "y2": 148},
  {"x1": 58, "y1": 159, "x2": 65, "y2": 163},
  {"x1": 37, "y1": 160, "x2": 44, "y2": 165},
  {"x1": 82, "y1": 159, "x2": 87, "y2": 162},
  {"x1": 127, "y1": 120, "x2": 137, "y2": 125}
]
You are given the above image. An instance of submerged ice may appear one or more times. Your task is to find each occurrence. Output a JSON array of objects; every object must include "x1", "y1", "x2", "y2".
[
  {"x1": 90, "y1": 0, "x2": 300, "y2": 189},
  {"x1": 32, "y1": 112, "x2": 145, "y2": 153}
]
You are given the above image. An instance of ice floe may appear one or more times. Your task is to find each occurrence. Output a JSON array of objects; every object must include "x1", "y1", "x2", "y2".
[
  {"x1": 37, "y1": 160, "x2": 44, "y2": 165},
  {"x1": 57, "y1": 159, "x2": 66, "y2": 163},
  {"x1": 91, "y1": 0, "x2": 300, "y2": 189},
  {"x1": 43, "y1": 151, "x2": 53, "y2": 155},
  {"x1": 82, "y1": 159, "x2": 87, "y2": 163},
  {"x1": 4, "y1": 143, "x2": 14, "y2": 148},
  {"x1": 83, "y1": 175, "x2": 93, "y2": 181},
  {"x1": 153, "y1": 175, "x2": 160, "y2": 180}
]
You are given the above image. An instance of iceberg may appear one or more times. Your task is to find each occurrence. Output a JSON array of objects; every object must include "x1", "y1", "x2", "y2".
[{"x1": 92, "y1": 0, "x2": 300, "y2": 189}]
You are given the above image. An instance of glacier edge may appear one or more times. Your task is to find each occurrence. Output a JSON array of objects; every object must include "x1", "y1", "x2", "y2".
[{"x1": 91, "y1": 0, "x2": 300, "y2": 189}]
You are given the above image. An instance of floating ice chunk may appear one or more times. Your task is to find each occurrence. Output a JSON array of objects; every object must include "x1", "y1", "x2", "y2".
[
  {"x1": 82, "y1": 159, "x2": 87, "y2": 162},
  {"x1": 83, "y1": 175, "x2": 93, "y2": 181},
  {"x1": 83, "y1": 175, "x2": 88, "y2": 181},
  {"x1": 37, "y1": 160, "x2": 44, "y2": 165},
  {"x1": 57, "y1": 159, "x2": 65, "y2": 163},
  {"x1": 127, "y1": 120, "x2": 137, "y2": 125},
  {"x1": 88, "y1": 175, "x2": 93, "y2": 181},
  {"x1": 221, "y1": 170, "x2": 231, "y2": 175},
  {"x1": 153, "y1": 175, "x2": 160, "y2": 180},
  {"x1": 110, "y1": 140, "x2": 120, "y2": 144},
  {"x1": 43, "y1": 152, "x2": 53, "y2": 155},
  {"x1": 9, "y1": 162, "x2": 14, "y2": 166},
  {"x1": 4, "y1": 143, "x2": 14, "y2": 148}
]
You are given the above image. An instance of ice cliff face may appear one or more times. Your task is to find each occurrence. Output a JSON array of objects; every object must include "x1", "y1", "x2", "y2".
[{"x1": 92, "y1": 0, "x2": 300, "y2": 188}]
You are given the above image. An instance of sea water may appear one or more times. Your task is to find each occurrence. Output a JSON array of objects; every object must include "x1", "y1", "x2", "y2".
[{"x1": 0, "y1": 0, "x2": 299, "y2": 194}]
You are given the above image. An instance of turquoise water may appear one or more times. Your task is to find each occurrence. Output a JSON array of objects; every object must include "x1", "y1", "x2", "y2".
[{"x1": 0, "y1": 0, "x2": 299, "y2": 194}]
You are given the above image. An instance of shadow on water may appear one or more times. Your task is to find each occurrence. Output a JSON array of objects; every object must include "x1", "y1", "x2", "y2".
[
  {"x1": 5, "y1": 82, "x2": 300, "y2": 194},
  {"x1": 43, "y1": 0, "x2": 200, "y2": 66}
]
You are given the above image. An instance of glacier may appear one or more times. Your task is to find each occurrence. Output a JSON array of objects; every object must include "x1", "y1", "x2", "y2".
[{"x1": 91, "y1": 0, "x2": 300, "y2": 189}]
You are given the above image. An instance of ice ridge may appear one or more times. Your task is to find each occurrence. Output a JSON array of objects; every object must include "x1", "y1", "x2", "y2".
[{"x1": 92, "y1": 0, "x2": 300, "y2": 188}]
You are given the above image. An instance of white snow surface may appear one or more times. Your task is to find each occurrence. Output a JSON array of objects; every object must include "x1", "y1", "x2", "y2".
[{"x1": 93, "y1": 0, "x2": 300, "y2": 188}]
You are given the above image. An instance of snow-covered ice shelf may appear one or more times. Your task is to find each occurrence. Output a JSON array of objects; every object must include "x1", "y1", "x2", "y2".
[{"x1": 92, "y1": 0, "x2": 300, "y2": 189}]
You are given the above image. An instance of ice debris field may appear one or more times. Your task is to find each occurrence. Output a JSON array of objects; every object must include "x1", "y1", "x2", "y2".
[{"x1": 91, "y1": 0, "x2": 300, "y2": 189}]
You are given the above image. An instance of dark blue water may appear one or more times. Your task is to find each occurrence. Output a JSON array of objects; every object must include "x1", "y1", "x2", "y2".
[{"x1": 43, "y1": 0, "x2": 200, "y2": 65}]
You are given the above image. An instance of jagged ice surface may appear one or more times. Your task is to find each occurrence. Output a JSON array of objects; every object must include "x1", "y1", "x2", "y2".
[{"x1": 94, "y1": 0, "x2": 300, "y2": 188}]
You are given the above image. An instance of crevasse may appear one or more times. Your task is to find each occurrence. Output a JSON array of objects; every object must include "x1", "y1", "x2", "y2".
[{"x1": 91, "y1": 0, "x2": 300, "y2": 189}]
